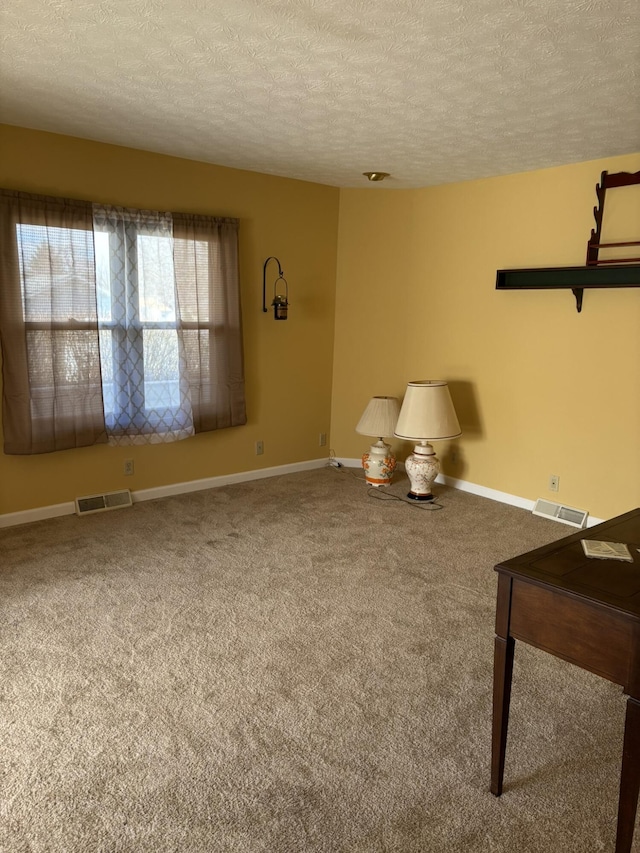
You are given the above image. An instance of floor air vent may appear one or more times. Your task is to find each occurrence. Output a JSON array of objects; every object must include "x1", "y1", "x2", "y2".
[
  {"x1": 532, "y1": 498, "x2": 588, "y2": 529},
  {"x1": 75, "y1": 489, "x2": 132, "y2": 516}
]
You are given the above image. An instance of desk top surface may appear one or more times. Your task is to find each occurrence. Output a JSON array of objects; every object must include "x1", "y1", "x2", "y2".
[{"x1": 495, "y1": 507, "x2": 640, "y2": 618}]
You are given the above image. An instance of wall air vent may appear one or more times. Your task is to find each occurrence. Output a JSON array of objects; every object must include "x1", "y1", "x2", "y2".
[
  {"x1": 532, "y1": 498, "x2": 588, "y2": 529},
  {"x1": 75, "y1": 489, "x2": 132, "y2": 516}
]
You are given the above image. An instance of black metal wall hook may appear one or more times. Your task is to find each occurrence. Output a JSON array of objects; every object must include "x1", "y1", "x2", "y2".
[{"x1": 262, "y1": 256, "x2": 289, "y2": 319}]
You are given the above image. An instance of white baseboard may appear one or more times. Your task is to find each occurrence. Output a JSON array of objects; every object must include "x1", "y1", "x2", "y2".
[
  {"x1": 0, "y1": 500, "x2": 77, "y2": 528},
  {"x1": 336, "y1": 458, "x2": 604, "y2": 527},
  {"x1": 0, "y1": 456, "x2": 604, "y2": 529},
  {"x1": 132, "y1": 458, "x2": 327, "y2": 503},
  {"x1": 436, "y1": 472, "x2": 536, "y2": 510},
  {"x1": 0, "y1": 458, "x2": 329, "y2": 529}
]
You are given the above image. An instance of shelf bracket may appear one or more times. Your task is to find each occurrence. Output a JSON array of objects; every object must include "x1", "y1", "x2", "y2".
[{"x1": 571, "y1": 288, "x2": 584, "y2": 313}]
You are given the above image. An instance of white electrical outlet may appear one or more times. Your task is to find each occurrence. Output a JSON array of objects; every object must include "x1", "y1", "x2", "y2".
[
  {"x1": 124, "y1": 459, "x2": 134, "y2": 476},
  {"x1": 319, "y1": 433, "x2": 327, "y2": 447},
  {"x1": 255, "y1": 440, "x2": 264, "y2": 456},
  {"x1": 549, "y1": 474, "x2": 559, "y2": 492}
]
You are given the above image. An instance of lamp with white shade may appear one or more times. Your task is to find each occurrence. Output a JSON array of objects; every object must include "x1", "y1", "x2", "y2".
[
  {"x1": 355, "y1": 396, "x2": 400, "y2": 486},
  {"x1": 394, "y1": 380, "x2": 461, "y2": 501}
]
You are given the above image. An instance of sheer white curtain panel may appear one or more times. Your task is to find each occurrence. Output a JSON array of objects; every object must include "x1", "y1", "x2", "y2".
[{"x1": 92, "y1": 204, "x2": 195, "y2": 445}]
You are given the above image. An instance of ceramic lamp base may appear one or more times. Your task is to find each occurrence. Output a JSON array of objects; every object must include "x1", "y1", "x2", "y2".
[
  {"x1": 362, "y1": 440, "x2": 397, "y2": 487},
  {"x1": 405, "y1": 442, "x2": 440, "y2": 500}
]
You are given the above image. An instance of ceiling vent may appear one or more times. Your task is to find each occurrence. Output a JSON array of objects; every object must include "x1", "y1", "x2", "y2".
[
  {"x1": 532, "y1": 498, "x2": 588, "y2": 529},
  {"x1": 75, "y1": 489, "x2": 132, "y2": 516}
]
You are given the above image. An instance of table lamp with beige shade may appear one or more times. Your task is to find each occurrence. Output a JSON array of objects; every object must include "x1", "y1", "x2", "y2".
[
  {"x1": 394, "y1": 380, "x2": 461, "y2": 501},
  {"x1": 355, "y1": 396, "x2": 400, "y2": 486}
]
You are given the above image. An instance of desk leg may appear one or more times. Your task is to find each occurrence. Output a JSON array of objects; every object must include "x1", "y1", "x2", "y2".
[
  {"x1": 616, "y1": 696, "x2": 640, "y2": 853},
  {"x1": 491, "y1": 633, "x2": 515, "y2": 796}
]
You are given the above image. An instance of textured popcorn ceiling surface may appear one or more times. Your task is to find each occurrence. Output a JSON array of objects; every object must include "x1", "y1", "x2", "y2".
[{"x1": 1, "y1": 0, "x2": 639, "y2": 188}]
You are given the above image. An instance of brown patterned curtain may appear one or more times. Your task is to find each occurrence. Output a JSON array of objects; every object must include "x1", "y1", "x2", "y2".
[
  {"x1": 173, "y1": 213, "x2": 246, "y2": 433},
  {"x1": 0, "y1": 190, "x2": 107, "y2": 454}
]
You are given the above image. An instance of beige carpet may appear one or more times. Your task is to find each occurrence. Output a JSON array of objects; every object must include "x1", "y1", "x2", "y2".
[{"x1": 0, "y1": 467, "x2": 636, "y2": 852}]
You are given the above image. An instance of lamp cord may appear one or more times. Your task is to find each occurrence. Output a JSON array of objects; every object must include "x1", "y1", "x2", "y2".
[
  {"x1": 366, "y1": 488, "x2": 444, "y2": 511},
  {"x1": 326, "y1": 461, "x2": 444, "y2": 511}
]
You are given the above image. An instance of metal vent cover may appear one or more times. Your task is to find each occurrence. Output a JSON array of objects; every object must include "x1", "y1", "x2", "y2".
[
  {"x1": 532, "y1": 498, "x2": 588, "y2": 529},
  {"x1": 75, "y1": 489, "x2": 132, "y2": 516}
]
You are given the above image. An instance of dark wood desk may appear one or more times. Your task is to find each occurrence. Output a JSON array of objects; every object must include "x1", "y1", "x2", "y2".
[{"x1": 491, "y1": 507, "x2": 640, "y2": 853}]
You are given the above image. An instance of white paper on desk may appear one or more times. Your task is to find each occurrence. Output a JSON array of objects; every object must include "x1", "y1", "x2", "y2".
[{"x1": 581, "y1": 539, "x2": 633, "y2": 561}]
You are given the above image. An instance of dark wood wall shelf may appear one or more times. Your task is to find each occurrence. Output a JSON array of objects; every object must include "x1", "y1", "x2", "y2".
[
  {"x1": 496, "y1": 170, "x2": 640, "y2": 313},
  {"x1": 496, "y1": 264, "x2": 640, "y2": 312}
]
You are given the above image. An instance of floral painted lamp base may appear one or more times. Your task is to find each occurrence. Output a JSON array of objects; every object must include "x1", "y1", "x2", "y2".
[
  {"x1": 404, "y1": 441, "x2": 440, "y2": 501},
  {"x1": 362, "y1": 440, "x2": 397, "y2": 487}
]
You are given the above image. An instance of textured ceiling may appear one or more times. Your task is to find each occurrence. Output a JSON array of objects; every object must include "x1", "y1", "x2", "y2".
[{"x1": 1, "y1": 0, "x2": 639, "y2": 188}]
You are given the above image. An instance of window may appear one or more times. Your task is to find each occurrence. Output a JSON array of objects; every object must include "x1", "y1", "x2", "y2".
[{"x1": 0, "y1": 190, "x2": 246, "y2": 455}]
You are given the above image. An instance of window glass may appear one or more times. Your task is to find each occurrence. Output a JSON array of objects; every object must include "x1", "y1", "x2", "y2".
[
  {"x1": 137, "y1": 234, "x2": 177, "y2": 323},
  {"x1": 144, "y1": 330, "x2": 181, "y2": 410}
]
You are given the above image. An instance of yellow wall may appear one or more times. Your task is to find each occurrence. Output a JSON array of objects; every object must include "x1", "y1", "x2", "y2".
[
  {"x1": 0, "y1": 125, "x2": 340, "y2": 513},
  {"x1": 2, "y1": 124, "x2": 638, "y2": 521},
  {"x1": 332, "y1": 153, "x2": 640, "y2": 520}
]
